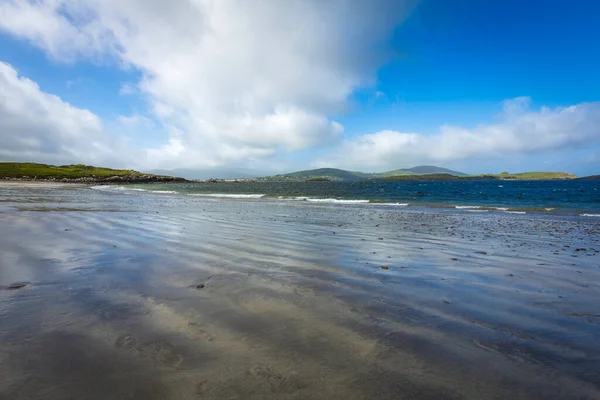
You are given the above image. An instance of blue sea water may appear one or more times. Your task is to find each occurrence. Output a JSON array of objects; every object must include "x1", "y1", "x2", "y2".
[{"x1": 95, "y1": 180, "x2": 600, "y2": 216}]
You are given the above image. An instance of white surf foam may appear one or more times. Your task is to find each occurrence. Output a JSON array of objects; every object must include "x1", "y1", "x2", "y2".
[
  {"x1": 188, "y1": 193, "x2": 265, "y2": 199},
  {"x1": 91, "y1": 185, "x2": 147, "y2": 192},
  {"x1": 304, "y1": 198, "x2": 370, "y2": 204}
]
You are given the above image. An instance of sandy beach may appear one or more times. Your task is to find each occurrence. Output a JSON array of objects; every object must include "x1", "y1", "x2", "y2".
[{"x1": 1, "y1": 185, "x2": 599, "y2": 399}]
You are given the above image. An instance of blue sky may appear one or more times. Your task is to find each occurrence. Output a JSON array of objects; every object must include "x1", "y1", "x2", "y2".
[{"x1": 0, "y1": 0, "x2": 599, "y2": 177}]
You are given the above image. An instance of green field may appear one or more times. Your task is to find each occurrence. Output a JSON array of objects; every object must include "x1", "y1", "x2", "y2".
[
  {"x1": 0, "y1": 163, "x2": 143, "y2": 179},
  {"x1": 473, "y1": 172, "x2": 578, "y2": 180}
]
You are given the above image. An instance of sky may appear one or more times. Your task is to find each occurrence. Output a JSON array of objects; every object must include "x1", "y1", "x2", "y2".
[{"x1": 0, "y1": 0, "x2": 599, "y2": 177}]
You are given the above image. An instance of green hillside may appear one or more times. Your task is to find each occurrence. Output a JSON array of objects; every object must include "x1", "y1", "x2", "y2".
[
  {"x1": 265, "y1": 168, "x2": 365, "y2": 181},
  {"x1": 474, "y1": 172, "x2": 577, "y2": 180},
  {"x1": 0, "y1": 163, "x2": 140, "y2": 179},
  {"x1": 0, "y1": 162, "x2": 186, "y2": 182},
  {"x1": 389, "y1": 165, "x2": 467, "y2": 176},
  {"x1": 380, "y1": 173, "x2": 464, "y2": 181}
]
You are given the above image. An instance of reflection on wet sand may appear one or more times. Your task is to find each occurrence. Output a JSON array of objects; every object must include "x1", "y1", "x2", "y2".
[{"x1": 1, "y1": 187, "x2": 599, "y2": 399}]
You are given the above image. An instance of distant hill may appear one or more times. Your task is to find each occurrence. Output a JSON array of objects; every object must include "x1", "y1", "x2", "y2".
[
  {"x1": 267, "y1": 168, "x2": 366, "y2": 181},
  {"x1": 577, "y1": 175, "x2": 600, "y2": 180},
  {"x1": 385, "y1": 165, "x2": 468, "y2": 177},
  {"x1": 380, "y1": 173, "x2": 464, "y2": 181},
  {"x1": 263, "y1": 165, "x2": 467, "y2": 181},
  {"x1": 474, "y1": 172, "x2": 578, "y2": 180}
]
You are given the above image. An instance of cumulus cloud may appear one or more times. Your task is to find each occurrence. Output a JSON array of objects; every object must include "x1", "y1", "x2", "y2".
[
  {"x1": 317, "y1": 98, "x2": 600, "y2": 171},
  {"x1": 2, "y1": 1, "x2": 596, "y2": 174},
  {"x1": 0, "y1": 62, "x2": 118, "y2": 165},
  {"x1": 0, "y1": 0, "x2": 412, "y2": 168}
]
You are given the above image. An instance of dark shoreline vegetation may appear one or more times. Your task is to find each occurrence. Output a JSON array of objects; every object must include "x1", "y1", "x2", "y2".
[
  {"x1": 577, "y1": 174, "x2": 600, "y2": 180},
  {"x1": 0, "y1": 163, "x2": 187, "y2": 184}
]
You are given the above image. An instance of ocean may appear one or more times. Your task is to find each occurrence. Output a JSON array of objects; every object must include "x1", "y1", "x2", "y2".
[{"x1": 94, "y1": 180, "x2": 600, "y2": 216}]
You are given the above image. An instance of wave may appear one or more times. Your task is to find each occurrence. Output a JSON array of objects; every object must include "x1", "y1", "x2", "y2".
[
  {"x1": 581, "y1": 213, "x2": 600, "y2": 217},
  {"x1": 91, "y1": 186, "x2": 177, "y2": 194},
  {"x1": 91, "y1": 185, "x2": 146, "y2": 192},
  {"x1": 188, "y1": 193, "x2": 265, "y2": 199},
  {"x1": 454, "y1": 205, "x2": 534, "y2": 214},
  {"x1": 276, "y1": 196, "x2": 407, "y2": 205},
  {"x1": 304, "y1": 198, "x2": 369, "y2": 204}
]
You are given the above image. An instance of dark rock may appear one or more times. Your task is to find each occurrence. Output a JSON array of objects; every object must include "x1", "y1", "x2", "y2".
[
  {"x1": 6, "y1": 282, "x2": 28, "y2": 290},
  {"x1": 380, "y1": 266, "x2": 389, "y2": 270}
]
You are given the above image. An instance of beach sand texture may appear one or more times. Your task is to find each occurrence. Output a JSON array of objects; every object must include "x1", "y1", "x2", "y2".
[{"x1": 1, "y1": 185, "x2": 599, "y2": 399}]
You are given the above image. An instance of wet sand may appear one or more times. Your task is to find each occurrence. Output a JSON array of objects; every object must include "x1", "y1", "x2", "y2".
[
  {"x1": 1, "y1": 186, "x2": 599, "y2": 399},
  {"x1": 0, "y1": 181, "x2": 83, "y2": 188}
]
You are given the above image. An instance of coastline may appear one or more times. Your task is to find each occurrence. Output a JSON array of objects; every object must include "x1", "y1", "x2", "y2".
[{"x1": 1, "y1": 185, "x2": 599, "y2": 399}]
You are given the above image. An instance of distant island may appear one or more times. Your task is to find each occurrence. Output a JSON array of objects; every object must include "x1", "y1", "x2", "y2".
[
  {"x1": 258, "y1": 166, "x2": 578, "y2": 182},
  {"x1": 0, "y1": 163, "x2": 186, "y2": 184}
]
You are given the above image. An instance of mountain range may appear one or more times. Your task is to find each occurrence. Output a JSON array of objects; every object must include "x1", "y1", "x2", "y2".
[{"x1": 260, "y1": 165, "x2": 467, "y2": 181}]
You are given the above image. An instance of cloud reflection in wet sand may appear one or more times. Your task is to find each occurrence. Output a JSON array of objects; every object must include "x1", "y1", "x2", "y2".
[{"x1": 1, "y1": 187, "x2": 599, "y2": 399}]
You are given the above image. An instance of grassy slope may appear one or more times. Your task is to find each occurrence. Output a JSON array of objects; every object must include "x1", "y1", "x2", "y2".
[
  {"x1": 0, "y1": 163, "x2": 144, "y2": 179},
  {"x1": 473, "y1": 172, "x2": 578, "y2": 180}
]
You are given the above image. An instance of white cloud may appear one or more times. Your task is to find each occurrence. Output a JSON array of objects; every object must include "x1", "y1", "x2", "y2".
[
  {"x1": 317, "y1": 98, "x2": 600, "y2": 171},
  {"x1": 119, "y1": 82, "x2": 136, "y2": 95},
  {"x1": 0, "y1": 61, "x2": 117, "y2": 165},
  {"x1": 2, "y1": 2, "x2": 597, "y2": 175},
  {"x1": 0, "y1": 0, "x2": 412, "y2": 169}
]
